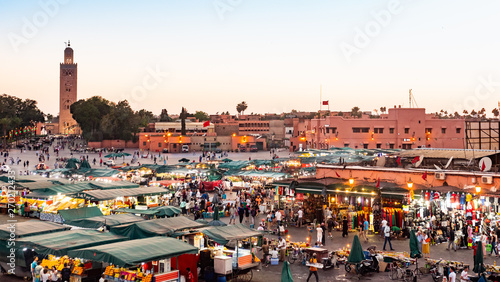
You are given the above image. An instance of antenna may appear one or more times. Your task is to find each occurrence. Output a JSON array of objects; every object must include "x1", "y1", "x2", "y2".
[{"x1": 409, "y1": 89, "x2": 419, "y2": 108}]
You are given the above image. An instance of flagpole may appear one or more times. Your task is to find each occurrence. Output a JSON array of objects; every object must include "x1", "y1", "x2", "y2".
[{"x1": 320, "y1": 84, "x2": 322, "y2": 112}]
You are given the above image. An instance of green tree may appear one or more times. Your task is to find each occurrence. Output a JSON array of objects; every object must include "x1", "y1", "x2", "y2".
[
  {"x1": 236, "y1": 101, "x2": 248, "y2": 115},
  {"x1": 194, "y1": 111, "x2": 209, "y2": 121},
  {"x1": 101, "y1": 100, "x2": 139, "y2": 143},
  {"x1": 70, "y1": 96, "x2": 112, "y2": 141},
  {"x1": 350, "y1": 106, "x2": 361, "y2": 118},
  {"x1": 137, "y1": 109, "x2": 155, "y2": 127},
  {"x1": 159, "y1": 109, "x2": 172, "y2": 122},
  {"x1": 493, "y1": 108, "x2": 499, "y2": 118},
  {"x1": 0, "y1": 94, "x2": 44, "y2": 148}
]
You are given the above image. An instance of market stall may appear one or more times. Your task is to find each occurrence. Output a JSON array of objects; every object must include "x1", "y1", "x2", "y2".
[
  {"x1": 114, "y1": 205, "x2": 181, "y2": 219},
  {"x1": 63, "y1": 214, "x2": 145, "y2": 230},
  {"x1": 110, "y1": 216, "x2": 206, "y2": 240},
  {"x1": 0, "y1": 221, "x2": 71, "y2": 277},
  {"x1": 68, "y1": 237, "x2": 199, "y2": 282}
]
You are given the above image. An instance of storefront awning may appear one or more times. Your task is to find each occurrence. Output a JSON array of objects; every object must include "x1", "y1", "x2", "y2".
[
  {"x1": 110, "y1": 216, "x2": 206, "y2": 239},
  {"x1": 67, "y1": 237, "x2": 198, "y2": 267},
  {"x1": 202, "y1": 224, "x2": 263, "y2": 245},
  {"x1": 17, "y1": 229, "x2": 126, "y2": 256},
  {"x1": 0, "y1": 220, "x2": 71, "y2": 239},
  {"x1": 64, "y1": 214, "x2": 145, "y2": 229},
  {"x1": 71, "y1": 187, "x2": 167, "y2": 201}
]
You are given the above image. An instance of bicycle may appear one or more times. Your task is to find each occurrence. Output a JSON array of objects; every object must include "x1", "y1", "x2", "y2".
[{"x1": 390, "y1": 260, "x2": 411, "y2": 280}]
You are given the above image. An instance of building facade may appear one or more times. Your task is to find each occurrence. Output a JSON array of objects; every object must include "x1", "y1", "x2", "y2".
[
  {"x1": 59, "y1": 42, "x2": 79, "y2": 134},
  {"x1": 290, "y1": 107, "x2": 465, "y2": 151}
]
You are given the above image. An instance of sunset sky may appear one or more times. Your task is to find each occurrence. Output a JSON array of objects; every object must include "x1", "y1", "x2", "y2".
[{"x1": 1, "y1": 0, "x2": 500, "y2": 117}]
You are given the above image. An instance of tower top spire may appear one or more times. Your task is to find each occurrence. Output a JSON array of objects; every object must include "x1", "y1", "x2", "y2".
[{"x1": 64, "y1": 40, "x2": 74, "y2": 64}]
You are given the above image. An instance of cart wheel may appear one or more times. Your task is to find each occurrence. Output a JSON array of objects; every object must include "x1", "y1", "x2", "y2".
[
  {"x1": 345, "y1": 264, "x2": 352, "y2": 273},
  {"x1": 237, "y1": 269, "x2": 253, "y2": 282}
]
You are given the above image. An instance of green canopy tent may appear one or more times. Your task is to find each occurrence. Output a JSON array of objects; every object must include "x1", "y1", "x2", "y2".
[
  {"x1": 16, "y1": 230, "x2": 126, "y2": 257},
  {"x1": 84, "y1": 169, "x2": 120, "y2": 178},
  {"x1": 80, "y1": 159, "x2": 92, "y2": 169},
  {"x1": 221, "y1": 158, "x2": 233, "y2": 162},
  {"x1": 65, "y1": 158, "x2": 81, "y2": 169},
  {"x1": 0, "y1": 220, "x2": 70, "y2": 239},
  {"x1": 59, "y1": 206, "x2": 103, "y2": 222},
  {"x1": 347, "y1": 235, "x2": 365, "y2": 263},
  {"x1": 409, "y1": 230, "x2": 421, "y2": 259},
  {"x1": 474, "y1": 241, "x2": 486, "y2": 273},
  {"x1": 178, "y1": 158, "x2": 190, "y2": 163},
  {"x1": 104, "y1": 153, "x2": 120, "y2": 158},
  {"x1": 281, "y1": 261, "x2": 293, "y2": 282},
  {"x1": 114, "y1": 206, "x2": 181, "y2": 218},
  {"x1": 195, "y1": 219, "x2": 209, "y2": 224},
  {"x1": 68, "y1": 237, "x2": 198, "y2": 267},
  {"x1": 88, "y1": 181, "x2": 139, "y2": 190},
  {"x1": 110, "y1": 216, "x2": 206, "y2": 239},
  {"x1": 64, "y1": 214, "x2": 144, "y2": 229},
  {"x1": 201, "y1": 224, "x2": 263, "y2": 246},
  {"x1": 25, "y1": 182, "x2": 95, "y2": 199},
  {"x1": 71, "y1": 187, "x2": 166, "y2": 201}
]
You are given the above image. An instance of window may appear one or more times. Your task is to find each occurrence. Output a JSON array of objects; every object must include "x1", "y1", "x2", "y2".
[
  {"x1": 404, "y1": 128, "x2": 410, "y2": 134},
  {"x1": 389, "y1": 144, "x2": 395, "y2": 149},
  {"x1": 456, "y1": 128, "x2": 461, "y2": 134},
  {"x1": 441, "y1": 128, "x2": 446, "y2": 134},
  {"x1": 326, "y1": 127, "x2": 337, "y2": 134},
  {"x1": 352, "y1": 127, "x2": 369, "y2": 133},
  {"x1": 344, "y1": 143, "x2": 349, "y2": 147},
  {"x1": 363, "y1": 144, "x2": 369, "y2": 149},
  {"x1": 389, "y1": 128, "x2": 394, "y2": 134},
  {"x1": 66, "y1": 105, "x2": 69, "y2": 109},
  {"x1": 402, "y1": 144, "x2": 412, "y2": 149},
  {"x1": 143, "y1": 141, "x2": 146, "y2": 146},
  {"x1": 376, "y1": 143, "x2": 382, "y2": 148},
  {"x1": 374, "y1": 128, "x2": 384, "y2": 134},
  {"x1": 425, "y1": 128, "x2": 432, "y2": 134},
  {"x1": 158, "y1": 143, "x2": 162, "y2": 147}
]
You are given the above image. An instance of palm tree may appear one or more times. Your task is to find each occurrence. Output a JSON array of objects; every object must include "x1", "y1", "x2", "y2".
[
  {"x1": 236, "y1": 102, "x2": 248, "y2": 115},
  {"x1": 492, "y1": 108, "x2": 499, "y2": 119},
  {"x1": 351, "y1": 107, "x2": 361, "y2": 118}
]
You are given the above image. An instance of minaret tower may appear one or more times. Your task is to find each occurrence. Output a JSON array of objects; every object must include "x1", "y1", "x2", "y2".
[{"x1": 59, "y1": 40, "x2": 78, "y2": 134}]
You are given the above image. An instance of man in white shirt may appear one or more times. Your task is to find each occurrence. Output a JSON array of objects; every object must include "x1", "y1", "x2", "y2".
[
  {"x1": 460, "y1": 266, "x2": 470, "y2": 281},
  {"x1": 316, "y1": 224, "x2": 323, "y2": 246},
  {"x1": 278, "y1": 236, "x2": 287, "y2": 262},
  {"x1": 275, "y1": 210, "x2": 282, "y2": 226},
  {"x1": 381, "y1": 219, "x2": 388, "y2": 238},
  {"x1": 297, "y1": 209, "x2": 304, "y2": 227},
  {"x1": 448, "y1": 267, "x2": 456, "y2": 282}
]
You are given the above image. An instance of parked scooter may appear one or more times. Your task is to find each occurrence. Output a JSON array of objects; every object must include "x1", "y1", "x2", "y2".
[
  {"x1": 322, "y1": 251, "x2": 339, "y2": 270},
  {"x1": 429, "y1": 260, "x2": 443, "y2": 282},
  {"x1": 356, "y1": 246, "x2": 383, "y2": 276}
]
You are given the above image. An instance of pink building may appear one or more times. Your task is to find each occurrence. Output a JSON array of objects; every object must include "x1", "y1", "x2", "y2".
[{"x1": 290, "y1": 107, "x2": 465, "y2": 151}]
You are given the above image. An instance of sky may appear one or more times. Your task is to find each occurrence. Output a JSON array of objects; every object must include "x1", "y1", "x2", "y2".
[{"x1": 1, "y1": 0, "x2": 500, "y2": 117}]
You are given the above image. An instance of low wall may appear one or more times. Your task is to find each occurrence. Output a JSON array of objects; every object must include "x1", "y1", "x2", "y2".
[{"x1": 87, "y1": 140, "x2": 139, "y2": 149}]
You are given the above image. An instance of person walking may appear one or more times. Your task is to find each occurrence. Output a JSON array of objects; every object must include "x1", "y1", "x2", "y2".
[
  {"x1": 316, "y1": 224, "x2": 323, "y2": 246},
  {"x1": 306, "y1": 253, "x2": 319, "y2": 282},
  {"x1": 229, "y1": 205, "x2": 236, "y2": 225},
  {"x1": 297, "y1": 208, "x2": 303, "y2": 228},
  {"x1": 278, "y1": 236, "x2": 287, "y2": 262},
  {"x1": 307, "y1": 223, "x2": 314, "y2": 243},
  {"x1": 342, "y1": 216, "x2": 348, "y2": 237},
  {"x1": 327, "y1": 216, "x2": 334, "y2": 239},
  {"x1": 422, "y1": 231, "x2": 430, "y2": 258},
  {"x1": 363, "y1": 218, "x2": 369, "y2": 242},
  {"x1": 383, "y1": 224, "x2": 394, "y2": 251},
  {"x1": 447, "y1": 227, "x2": 457, "y2": 252},
  {"x1": 238, "y1": 204, "x2": 245, "y2": 224}
]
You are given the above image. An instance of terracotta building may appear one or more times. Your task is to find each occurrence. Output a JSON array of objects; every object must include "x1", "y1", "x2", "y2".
[
  {"x1": 290, "y1": 107, "x2": 465, "y2": 151},
  {"x1": 58, "y1": 41, "x2": 80, "y2": 134}
]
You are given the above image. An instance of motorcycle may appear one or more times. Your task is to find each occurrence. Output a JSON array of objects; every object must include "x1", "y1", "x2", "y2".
[
  {"x1": 356, "y1": 252, "x2": 382, "y2": 275},
  {"x1": 429, "y1": 260, "x2": 443, "y2": 282},
  {"x1": 322, "y1": 251, "x2": 339, "y2": 270}
]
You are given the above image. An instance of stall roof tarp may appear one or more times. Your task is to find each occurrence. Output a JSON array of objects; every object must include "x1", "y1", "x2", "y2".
[
  {"x1": 85, "y1": 169, "x2": 120, "y2": 178},
  {"x1": 202, "y1": 224, "x2": 263, "y2": 245},
  {"x1": 0, "y1": 220, "x2": 70, "y2": 239},
  {"x1": 59, "y1": 206, "x2": 103, "y2": 222},
  {"x1": 88, "y1": 181, "x2": 139, "y2": 190},
  {"x1": 71, "y1": 187, "x2": 167, "y2": 201},
  {"x1": 398, "y1": 148, "x2": 498, "y2": 160},
  {"x1": 110, "y1": 216, "x2": 205, "y2": 239},
  {"x1": 68, "y1": 237, "x2": 198, "y2": 267},
  {"x1": 25, "y1": 183, "x2": 94, "y2": 198},
  {"x1": 17, "y1": 229, "x2": 126, "y2": 256},
  {"x1": 65, "y1": 214, "x2": 145, "y2": 229},
  {"x1": 114, "y1": 206, "x2": 181, "y2": 217},
  {"x1": 218, "y1": 161, "x2": 251, "y2": 170}
]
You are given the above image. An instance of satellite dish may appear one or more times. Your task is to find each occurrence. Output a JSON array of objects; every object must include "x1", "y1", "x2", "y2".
[
  {"x1": 434, "y1": 164, "x2": 442, "y2": 170},
  {"x1": 491, "y1": 187, "x2": 497, "y2": 193},
  {"x1": 479, "y1": 157, "x2": 492, "y2": 172},
  {"x1": 414, "y1": 155, "x2": 424, "y2": 167},
  {"x1": 444, "y1": 157, "x2": 453, "y2": 169}
]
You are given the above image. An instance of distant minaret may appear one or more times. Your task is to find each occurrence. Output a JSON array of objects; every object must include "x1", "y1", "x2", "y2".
[{"x1": 59, "y1": 40, "x2": 78, "y2": 134}]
